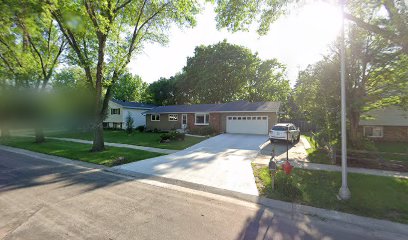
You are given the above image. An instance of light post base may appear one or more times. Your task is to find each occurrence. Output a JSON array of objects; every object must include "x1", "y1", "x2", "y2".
[{"x1": 338, "y1": 186, "x2": 351, "y2": 200}]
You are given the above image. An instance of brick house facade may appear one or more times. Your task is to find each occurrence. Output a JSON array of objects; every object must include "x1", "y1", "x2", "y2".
[
  {"x1": 145, "y1": 101, "x2": 280, "y2": 135},
  {"x1": 359, "y1": 107, "x2": 408, "y2": 142}
]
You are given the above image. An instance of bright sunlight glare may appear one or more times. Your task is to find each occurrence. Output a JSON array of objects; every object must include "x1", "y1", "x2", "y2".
[{"x1": 129, "y1": 1, "x2": 343, "y2": 86}]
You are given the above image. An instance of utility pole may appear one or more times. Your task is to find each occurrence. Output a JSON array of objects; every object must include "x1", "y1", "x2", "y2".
[
  {"x1": 286, "y1": 125, "x2": 289, "y2": 161},
  {"x1": 338, "y1": 0, "x2": 351, "y2": 200}
]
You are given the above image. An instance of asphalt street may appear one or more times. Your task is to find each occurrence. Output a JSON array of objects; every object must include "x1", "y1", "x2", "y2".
[{"x1": 0, "y1": 148, "x2": 398, "y2": 240}]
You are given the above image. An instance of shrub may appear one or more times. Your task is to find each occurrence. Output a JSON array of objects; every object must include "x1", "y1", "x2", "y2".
[
  {"x1": 274, "y1": 171, "x2": 302, "y2": 201},
  {"x1": 160, "y1": 131, "x2": 185, "y2": 142},
  {"x1": 125, "y1": 114, "x2": 134, "y2": 134},
  {"x1": 171, "y1": 131, "x2": 185, "y2": 141},
  {"x1": 135, "y1": 125, "x2": 145, "y2": 132},
  {"x1": 160, "y1": 133, "x2": 172, "y2": 141},
  {"x1": 190, "y1": 126, "x2": 215, "y2": 136}
]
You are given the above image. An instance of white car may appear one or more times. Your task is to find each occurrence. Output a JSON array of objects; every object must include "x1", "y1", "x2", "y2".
[{"x1": 269, "y1": 123, "x2": 300, "y2": 144}]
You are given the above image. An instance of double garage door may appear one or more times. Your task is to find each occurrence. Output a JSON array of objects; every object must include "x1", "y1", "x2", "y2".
[{"x1": 226, "y1": 116, "x2": 268, "y2": 135}]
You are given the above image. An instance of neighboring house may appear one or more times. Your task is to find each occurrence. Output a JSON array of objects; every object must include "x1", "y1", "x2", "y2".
[
  {"x1": 359, "y1": 106, "x2": 408, "y2": 142},
  {"x1": 103, "y1": 99, "x2": 156, "y2": 129},
  {"x1": 144, "y1": 101, "x2": 280, "y2": 135}
]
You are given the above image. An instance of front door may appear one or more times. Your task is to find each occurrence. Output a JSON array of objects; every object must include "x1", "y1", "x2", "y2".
[{"x1": 182, "y1": 114, "x2": 187, "y2": 129}]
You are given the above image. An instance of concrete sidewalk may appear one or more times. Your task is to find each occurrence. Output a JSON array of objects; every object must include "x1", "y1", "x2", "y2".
[
  {"x1": 1, "y1": 144, "x2": 407, "y2": 240},
  {"x1": 46, "y1": 137, "x2": 177, "y2": 154},
  {"x1": 253, "y1": 155, "x2": 408, "y2": 179}
]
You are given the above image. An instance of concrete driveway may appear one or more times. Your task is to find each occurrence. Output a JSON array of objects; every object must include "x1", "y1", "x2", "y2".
[
  {"x1": 114, "y1": 134, "x2": 269, "y2": 196},
  {"x1": 254, "y1": 136, "x2": 310, "y2": 164}
]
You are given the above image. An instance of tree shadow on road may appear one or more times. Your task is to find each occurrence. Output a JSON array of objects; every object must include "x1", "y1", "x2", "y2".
[{"x1": 0, "y1": 149, "x2": 131, "y2": 194}]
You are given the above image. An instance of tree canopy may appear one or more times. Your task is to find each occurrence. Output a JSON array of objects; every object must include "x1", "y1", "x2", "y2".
[
  {"x1": 293, "y1": 22, "x2": 407, "y2": 147},
  {"x1": 148, "y1": 40, "x2": 290, "y2": 105},
  {"x1": 46, "y1": 0, "x2": 202, "y2": 151},
  {"x1": 215, "y1": 0, "x2": 408, "y2": 53},
  {"x1": 112, "y1": 72, "x2": 148, "y2": 102}
]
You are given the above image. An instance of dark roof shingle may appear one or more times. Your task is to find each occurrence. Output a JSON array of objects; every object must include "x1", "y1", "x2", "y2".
[
  {"x1": 145, "y1": 101, "x2": 280, "y2": 114},
  {"x1": 111, "y1": 99, "x2": 156, "y2": 109}
]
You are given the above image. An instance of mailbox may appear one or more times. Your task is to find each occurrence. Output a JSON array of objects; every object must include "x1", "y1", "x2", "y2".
[
  {"x1": 268, "y1": 159, "x2": 277, "y2": 190},
  {"x1": 268, "y1": 159, "x2": 277, "y2": 173}
]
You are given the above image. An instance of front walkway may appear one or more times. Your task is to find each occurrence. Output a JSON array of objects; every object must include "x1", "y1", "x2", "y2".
[
  {"x1": 114, "y1": 134, "x2": 270, "y2": 196},
  {"x1": 46, "y1": 137, "x2": 177, "y2": 154},
  {"x1": 253, "y1": 155, "x2": 408, "y2": 179}
]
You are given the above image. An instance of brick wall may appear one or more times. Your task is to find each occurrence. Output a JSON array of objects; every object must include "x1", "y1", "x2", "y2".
[
  {"x1": 359, "y1": 125, "x2": 408, "y2": 142},
  {"x1": 186, "y1": 113, "x2": 222, "y2": 133},
  {"x1": 384, "y1": 126, "x2": 408, "y2": 142},
  {"x1": 146, "y1": 113, "x2": 181, "y2": 131}
]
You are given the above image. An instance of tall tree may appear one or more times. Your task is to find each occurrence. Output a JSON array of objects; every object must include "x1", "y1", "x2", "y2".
[
  {"x1": 112, "y1": 72, "x2": 148, "y2": 102},
  {"x1": 47, "y1": 0, "x2": 200, "y2": 151},
  {"x1": 293, "y1": 25, "x2": 407, "y2": 147},
  {"x1": 0, "y1": 0, "x2": 65, "y2": 141},
  {"x1": 147, "y1": 76, "x2": 179, "y2": 105},
  {"x1": 178, "y1": 40, "x2": 290, "y2": 103},
  {"x1": 294, "y1": 58, "x2": 341, "y2": 146}
]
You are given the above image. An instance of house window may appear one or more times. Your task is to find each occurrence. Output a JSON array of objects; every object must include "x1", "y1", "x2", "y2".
[
  {"x1": 111, "y1": 108, "x2": 120, "y2": 115},
  {"x1": 169, "y1": 114, "x2": 178, "y2": 121},
  {"x1": 151, "y1": 114, "x2": 160, "y2": 121},
  {"x1": 113, "y1": 122, "x2": 122, "y2": 129},
  {"x1": 195, "y1": 113, "x2": 209, "y2": 125},
  {"x1": 363, "y1": 126, "x2": 383, "y2": 138}
]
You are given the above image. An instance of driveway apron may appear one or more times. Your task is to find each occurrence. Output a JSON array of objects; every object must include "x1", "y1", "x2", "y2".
[{"x1": 114, "y1": 134, "x2": 269, "y2": 195}]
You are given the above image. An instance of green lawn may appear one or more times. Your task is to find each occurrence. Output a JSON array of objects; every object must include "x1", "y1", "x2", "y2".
[
  {"x1": 253, "y1": 165, "x2": 408, "y2": 224},
  {"x1": 302, "y1": 135, "x2": 333, "y2": 164},
  {"x1": 51, "y1": 130, "x2": 206, "y2": 150},
  {"x1": 0, "y1": 137, "x2": 163, "y2": 166}
]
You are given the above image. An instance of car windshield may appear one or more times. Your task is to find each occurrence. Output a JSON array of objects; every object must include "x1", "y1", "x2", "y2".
[{"x1": 272, "y1": 126, "x2": 288, "y2": 131}]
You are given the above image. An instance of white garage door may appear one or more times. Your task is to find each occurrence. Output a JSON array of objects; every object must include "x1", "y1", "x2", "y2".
[{"x1": 226, "y1": 116, "x2": 268, "y2": 135}]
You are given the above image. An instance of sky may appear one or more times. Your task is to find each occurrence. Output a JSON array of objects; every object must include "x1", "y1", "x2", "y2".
[{"x1": 129, "y1": 1, "x2": 342, "y2": 86}]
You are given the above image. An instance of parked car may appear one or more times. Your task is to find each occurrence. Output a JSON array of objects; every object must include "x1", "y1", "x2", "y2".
[{"x1": 269, "y1": 123, "x2": 300, "y2": 144}]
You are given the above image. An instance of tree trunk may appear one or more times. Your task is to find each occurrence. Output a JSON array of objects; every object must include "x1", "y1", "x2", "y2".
[
  {"x1": 92, "y1": 121, "x2": 105, "y2": 152},
  {"x1": 34, "y1": 127, "x2": 45, "y2": 143},
  {"x1": 90, "y1": 31, "x2": 108, "y2": 152},
  {"x1": 349, "y1": 111, "x2": 361, "y2": 148}
]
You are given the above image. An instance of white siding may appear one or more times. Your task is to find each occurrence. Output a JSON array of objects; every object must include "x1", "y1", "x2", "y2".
[
  {"x1": 104, "y1": 100, "x2": 150, "y2": 129},
  {"x1": 104, "y1": 101, "x2": 123, "y2": 124},
  {"x1": 122, "y1": 109, "x2": 147, "y2": 128}
]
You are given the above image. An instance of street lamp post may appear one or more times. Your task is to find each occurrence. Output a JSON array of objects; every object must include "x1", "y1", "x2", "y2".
[
  {"x1": 286, "y1": 125, "x2": 289, "y2": 161},
  {"x1": 338, "y1": 0, "x2": 351, "y2": 200}
]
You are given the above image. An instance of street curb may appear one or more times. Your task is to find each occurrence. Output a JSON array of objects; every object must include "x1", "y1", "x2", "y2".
[
  {"x1": 0, "y1": 145, "x2": 108, "y2": 171},
  {"x1": 109, "y1": 168, "x2": 408, "y2": 239},
  {"x1": 108, "y1": 167, "x2": 260, "y2": 201},
  {"x1": 1, "y1": 144, "x2": 407, "y2": 239}
]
